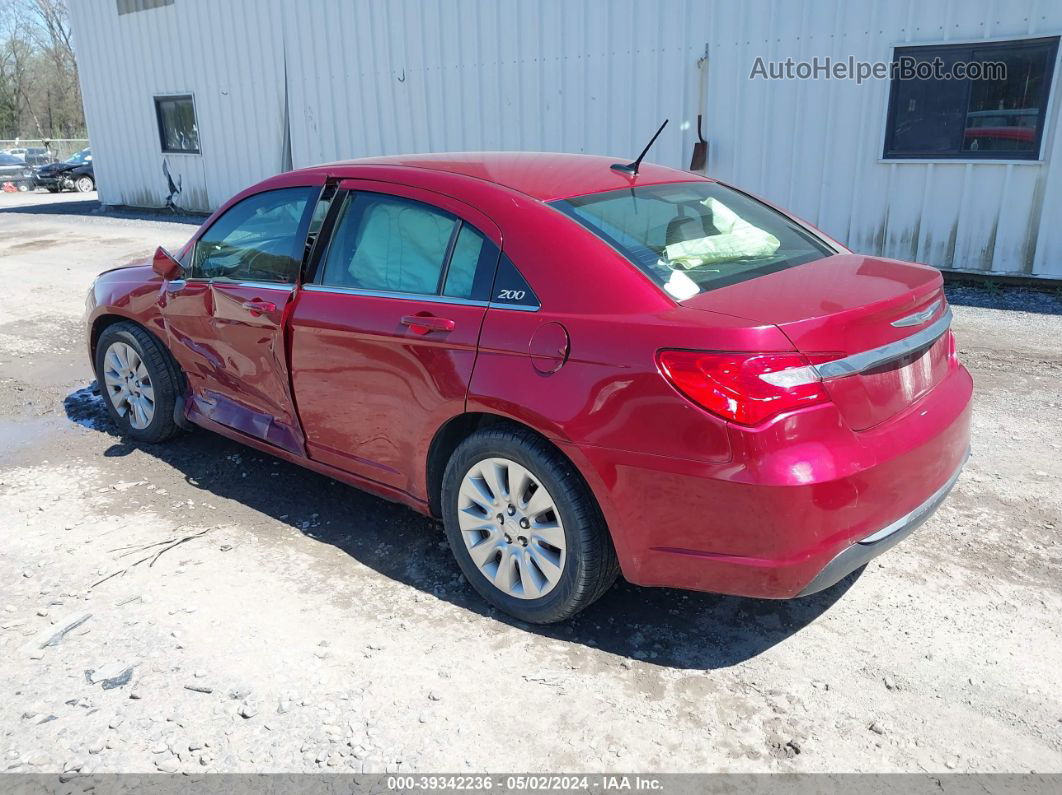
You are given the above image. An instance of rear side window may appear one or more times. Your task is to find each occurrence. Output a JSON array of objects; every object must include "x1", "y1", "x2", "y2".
[
  {"x1": 552, "y1": 182, "x2": 833, "y2": 299},
  {"x1": 192, "y1": 186, "x2": 316, "y2": 283}
]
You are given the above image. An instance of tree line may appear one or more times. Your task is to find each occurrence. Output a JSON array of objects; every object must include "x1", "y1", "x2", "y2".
[{"x1": 1, "y1": 0, "x2": 85, "y2": 140}]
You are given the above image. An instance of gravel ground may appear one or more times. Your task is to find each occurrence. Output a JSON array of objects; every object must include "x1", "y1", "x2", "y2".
[{"x1": 1, "y1": 191, "x2": 1060, "y2": 775}]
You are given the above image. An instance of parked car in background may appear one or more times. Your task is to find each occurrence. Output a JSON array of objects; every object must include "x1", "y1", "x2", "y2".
[
  {"x1": 0, "y1": 153, "x2": 35, "y2": 191},
  {"x1": 84, "y1": 152, "x2": 972, "y2": 623},
  {"x1": 4, "y1": 146, "x2": 54, "y2": 166},
  {"x1": 34, "y1": 147, "x2": 94, "y2": 193}
]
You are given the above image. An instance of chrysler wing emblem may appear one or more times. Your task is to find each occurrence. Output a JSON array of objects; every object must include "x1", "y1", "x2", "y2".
[{"x1": 891, "y1": 300, "x2": 942, "y2": 328}]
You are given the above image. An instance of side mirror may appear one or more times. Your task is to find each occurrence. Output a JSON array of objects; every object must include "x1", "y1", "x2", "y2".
[{"x1": 152, "y1": 246, "x2": 182, "y2": 280}]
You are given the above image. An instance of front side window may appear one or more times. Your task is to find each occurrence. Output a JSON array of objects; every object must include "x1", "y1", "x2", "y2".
[
  {"x1": 192, "y1": 187, "x2": 315, "y2": 283},
  {"x1": 884, "y1": 37, "x2": 1059, "y2": 160},
  {"x1": 155, "y1": 95, "x2": 200, "y2": 154},
  {"x1": 553, "y1": 182, "x2": 833, "y2": 299}
]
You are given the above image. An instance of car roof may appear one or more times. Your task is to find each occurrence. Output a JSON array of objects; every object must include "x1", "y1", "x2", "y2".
[{"x1": 318, "y1": 151, "x2": 708, "y2": 202}]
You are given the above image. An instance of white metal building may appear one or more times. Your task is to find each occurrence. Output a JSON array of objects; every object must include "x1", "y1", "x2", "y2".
[{"x1": 70, "y1": 0, "x2": 1062, "y2": 279}]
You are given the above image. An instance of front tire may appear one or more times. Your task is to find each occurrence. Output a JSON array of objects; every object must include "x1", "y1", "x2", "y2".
[
  {"x1": 441, "y1": 427, "x2": 619, "y2": 623},
  {"x1": 94, "y1": 322, "x2": 182, "y2": 443},
  {"x1": 74, "y1": 175, "x2": 95, "y2": 193}
]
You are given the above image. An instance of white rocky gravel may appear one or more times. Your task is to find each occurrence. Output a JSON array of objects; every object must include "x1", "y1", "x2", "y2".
[{"x1": 1, "y1": 191, "x2": 1060, "y2": 774}]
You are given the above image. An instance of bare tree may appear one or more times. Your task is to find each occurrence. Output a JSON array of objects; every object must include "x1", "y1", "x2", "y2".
[{"x1": 0, "y1": 0, "x2": 84, "y2": 139}]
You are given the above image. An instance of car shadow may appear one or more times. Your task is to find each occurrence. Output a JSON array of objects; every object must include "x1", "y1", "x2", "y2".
[
  {"x1": 64, "y1": 384, "x2": 860, "y2": 671},
  {"x1": 0, "y1": 197, "x2": 205, "y2": 225}
]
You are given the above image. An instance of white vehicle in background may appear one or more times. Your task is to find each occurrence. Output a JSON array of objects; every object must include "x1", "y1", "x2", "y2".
[{"x1": 4, "y1": 147, "x2": 55, "y2": 166}]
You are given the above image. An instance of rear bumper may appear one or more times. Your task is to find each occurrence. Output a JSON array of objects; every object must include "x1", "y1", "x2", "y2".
[
  {"x1": 565, "y1": 362, "x2": 973, "y2": 599},
  {"x1": 796, "y1": 448, "x2": 968, "y2": 596}
]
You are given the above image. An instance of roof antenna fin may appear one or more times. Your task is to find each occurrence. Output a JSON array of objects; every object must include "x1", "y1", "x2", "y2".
[{"x1": 611, "y1": 119, "x2": 669, "y2": 175}]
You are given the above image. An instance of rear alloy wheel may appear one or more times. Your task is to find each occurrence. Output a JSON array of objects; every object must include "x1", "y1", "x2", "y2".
[
  {"x1": 95, "y1": 322, "x2": 182, "y2": 443},
  {"x1": 457, "y1": 457, "x2": 567, "y2": 600},
  {"x1": 442, "y1": 427, "x2": 619, "y2": 623},
  {"x1": 74, "y1": 175, "x2": 94, "y2": 193}
]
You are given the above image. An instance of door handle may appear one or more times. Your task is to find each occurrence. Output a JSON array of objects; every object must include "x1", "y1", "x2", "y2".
[
  {"x1": 241, "y1": 299, "x2": 276, "y2": 317},
  {"x1": 401, "y1": 314, "x2": 455, "y2": 334}
]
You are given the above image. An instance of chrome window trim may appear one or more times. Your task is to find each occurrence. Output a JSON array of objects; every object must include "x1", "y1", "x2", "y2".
[
  {"x1": 212, "y1": 280, "x2": 295, "y2": 292},
  {"x1": 302, "y1": 283, "x2": 540, "y2": 311},
  {"x1": 302, "y1": 284, "x2": 488, "y2": 307},
  {"x1": 488, "y1": 301, "x2": 541, "y2": 312},
  {"x1": 167, "y1": 278, "x2": 295, "y2": 292},
  {"x1": 813, "y1": 306, "x2": 952, "y2": 380}
]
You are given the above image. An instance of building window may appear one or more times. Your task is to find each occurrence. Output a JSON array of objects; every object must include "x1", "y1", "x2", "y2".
[
  {"x1": 117, "y1": 0, "x2": 174, "y2": 15},
  {"x1": 154, "y1": 95, "x2": 200, "y2": 154},
  {"x1": 884, "y1": 37, "x2": 1059, "y2": 160}
]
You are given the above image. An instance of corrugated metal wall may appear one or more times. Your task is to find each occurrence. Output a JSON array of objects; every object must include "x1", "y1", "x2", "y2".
[{"x1": 70, "y1": 0, "x2": 1062, "y2": 278}]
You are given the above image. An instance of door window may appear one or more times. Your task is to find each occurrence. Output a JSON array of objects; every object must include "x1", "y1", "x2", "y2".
[
  {"x1": 192, "y1": 187, "x2": 316, "y2": 284},
  {"x1": 320, "y1": 193, "x2": 458, "y2": 295},
  {"x1": 442, "y1": 224, "x2": 486, "y2": 300}
]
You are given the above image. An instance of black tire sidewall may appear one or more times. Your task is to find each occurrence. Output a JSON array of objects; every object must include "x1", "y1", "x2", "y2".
[
  {"x1": 442, "y1": 431, "x2": 600, "y2": 623},
  {"x1": 94, "y1": 324, "x2": 178, "y2": 443}
]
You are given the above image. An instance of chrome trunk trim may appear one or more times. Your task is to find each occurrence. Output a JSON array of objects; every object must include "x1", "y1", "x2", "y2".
[{"x1": 814, "y1": 306, "x2": 952, "y2": 380}]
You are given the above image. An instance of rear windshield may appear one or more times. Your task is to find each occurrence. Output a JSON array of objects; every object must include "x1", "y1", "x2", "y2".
[{"x1": 552, "y1": 182, "x2": 834, "y2": 299}]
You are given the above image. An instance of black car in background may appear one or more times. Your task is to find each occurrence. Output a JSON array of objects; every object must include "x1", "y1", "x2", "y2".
[
  {"x1": 0, "y1": 153, "x2": 36, "y2": 191},
  {"x1": 34, "y1": 148, "x2": 95, "y2": 193}
]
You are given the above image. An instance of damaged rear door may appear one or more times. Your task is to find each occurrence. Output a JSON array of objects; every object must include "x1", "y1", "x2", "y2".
[{"x1": 159, "y1": 181, "x2": 324, "y2": 453}]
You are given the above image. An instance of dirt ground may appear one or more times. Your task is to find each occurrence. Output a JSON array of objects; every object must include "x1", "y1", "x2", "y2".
[{"x1": 1, "y1": 190, "x2": 1060, "y2": 775}]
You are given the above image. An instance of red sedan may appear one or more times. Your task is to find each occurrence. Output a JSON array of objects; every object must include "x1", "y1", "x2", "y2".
[{"x1": 85, "y1": 153, "x2": 972, "y2": 623}]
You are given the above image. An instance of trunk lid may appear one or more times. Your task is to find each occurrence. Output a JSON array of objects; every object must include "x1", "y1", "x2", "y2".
[{"x1": 681, "y1": 254, "x2": 951, "y2": 430}]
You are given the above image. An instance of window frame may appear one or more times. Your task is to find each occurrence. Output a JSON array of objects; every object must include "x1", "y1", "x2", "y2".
[
  {"x1": 307, "y1": 189, "x2": 502, "y2": 305},
  {"x1": 187, "y1": 185, "x2": 320, "y2": 286},
  {"x1": 881, "y1": 35, "x2": 1061, "y2": 163},
  {"x1": 154, "y1": 93, "x2": 201, "y2": 155}
]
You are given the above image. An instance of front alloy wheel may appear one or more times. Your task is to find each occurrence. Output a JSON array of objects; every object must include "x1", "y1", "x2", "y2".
[
  {"x1": 94, "y1": 322, "x2": 182, "y2": 443},
  {"x1": 102, "y1": 341, "x2": 155, "y2": 429},
  {"x1": 75, "y1": 175, "x2": 94, "y2": 193}
]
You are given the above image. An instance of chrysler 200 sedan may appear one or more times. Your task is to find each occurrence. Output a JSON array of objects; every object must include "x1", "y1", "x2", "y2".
[{"x1": 85, "y1": 153, "x2": 972, "y2": 623}]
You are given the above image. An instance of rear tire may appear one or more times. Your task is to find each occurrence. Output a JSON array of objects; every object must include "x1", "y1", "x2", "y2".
[
  {"x1": 441, "y1": 426, "x2": 619, "y2": 623},
  {"x1": 94, "y1": 322, "x2": 182, "y2": 443}
]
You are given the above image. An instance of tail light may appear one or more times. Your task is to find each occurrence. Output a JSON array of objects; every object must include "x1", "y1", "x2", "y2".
[{"x1": 657, "y1": 350, "x2": 840, "y2": 426}]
